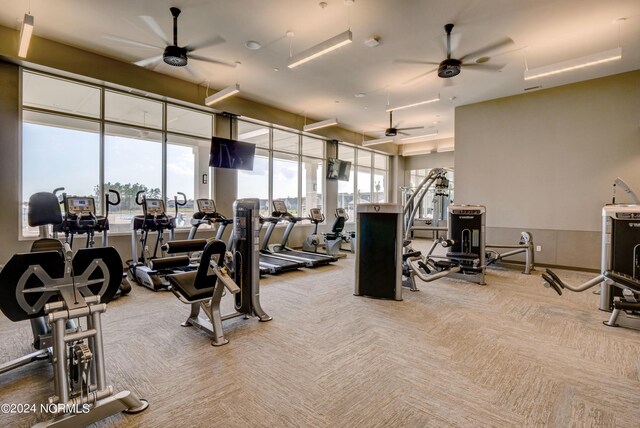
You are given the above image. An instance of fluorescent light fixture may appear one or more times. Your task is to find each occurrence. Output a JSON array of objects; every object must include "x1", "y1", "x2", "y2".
[
  {"x1": 436, "y1": 146, "x2": 455, "y2": 153},
  {"x1": 386, "y1": 96, "x2": 440, "y2": 112},
  {"x1": 400, "y1": 131, "x2": 439, "y2": 142},
  {"x1": 524, "y1": 47, "x2": 621, "y2": 80},
  {"x1": 238, "y1": 128, "x2": 269, "y2": 140},
  {"x1": 18, "y1": 14, "x2": 34, "y2": 58},
  {"x1": 362, "y1": 137, "x2": 393, "y2": 147},
  {"x1": 288, "y1": 30, "x2": 353, "y2": 69},
  {"x1": 303, "y1": 118, "x2": 338, "y2": 132},
  {"x1": 205, "y1": 84, "x2": 240, "y2": 105}
]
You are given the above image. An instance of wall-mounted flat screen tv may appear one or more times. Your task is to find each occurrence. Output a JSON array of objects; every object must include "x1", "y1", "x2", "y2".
[
  {"x1": 326, "y1": 158, "x2": 352, "y2": 181},
  {"x1": 209, "y1": 136, "x2": 256, "y2": 171}
]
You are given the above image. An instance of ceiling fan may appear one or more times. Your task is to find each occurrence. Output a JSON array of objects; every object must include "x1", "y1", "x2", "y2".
[
  {"x1": 103, "y1": 7, "x2": 236, "y2": 77},
  {"x1": 382, "y1": 110, "x2": 424, "y2": 137},
  {"x1": 396, "y1": 23, "x2": 513, "y2": 85}
]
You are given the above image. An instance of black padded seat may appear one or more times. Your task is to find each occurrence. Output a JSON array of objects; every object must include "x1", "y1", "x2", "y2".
[
  {"x1": 402, "y1": 251, "x2": 422, "y2": 261},
  {"x1": 446, "y1": 252, "x2": 479, "y2": 261},
  {"x1": 167, "y1": 239, "x2": 227, "y2": 303},
  {"x1": 167, "y1": 271, "x2": 213, "y2": 302},
  {"x1": 434, "y1": 260, "x2": 458, "y2": 269},
  {"x1": 603, "y1": 271, "x2": 640, "y2": 293}
]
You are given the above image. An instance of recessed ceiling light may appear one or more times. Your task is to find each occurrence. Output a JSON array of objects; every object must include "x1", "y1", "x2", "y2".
[
  {"x1": 286, "y1": 31, "x2": 295, "y2": 38},
  {"x1": 355, "y1": 93, "x2": 366, "y2": 98},
  {"x1": 274, "y1": 68, "x2": 279, "y2": 72},
  {"x1": 475, "y1": 56, "x2": 490, "y2": 64},
  {"x1": 245, "y1": 40, "x2": 262, "y2": 50}
]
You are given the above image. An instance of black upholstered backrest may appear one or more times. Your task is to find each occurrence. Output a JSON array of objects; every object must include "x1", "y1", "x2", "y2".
[
  {"x1": 28, "y1": 192, "x2": 62, "y2": 227},
  {"x1": 331, "y1": 216, "x2": 346, "y2": 234},
  {"x1": 194, "y1": 239, "x2": 227, "y2": 290}
]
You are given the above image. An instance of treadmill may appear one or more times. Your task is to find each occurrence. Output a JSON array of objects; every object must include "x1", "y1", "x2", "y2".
[
  {"x1": 258, "y1": 215, "x2": 304, "y2": 274},
  {"x1": 191, "y1": 199, "x2": 275, "y2": 276},
  {"x1": 266, "y1": 200, "x2": 338, "y2": 267}
]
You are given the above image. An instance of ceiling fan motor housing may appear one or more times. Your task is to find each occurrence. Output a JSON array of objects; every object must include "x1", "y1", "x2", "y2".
[
  {"x1": 438, "y1": 58, "x2": 461, "y2": 78},
  {"x1": 163, "y1": 45, "x2": 188, "y2": 66},
  {"x1": 385, "y1": 128, "x2": 397, "y2": 137}
]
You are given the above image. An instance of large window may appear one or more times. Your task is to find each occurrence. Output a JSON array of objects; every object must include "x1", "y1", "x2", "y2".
[
  {"x1": 20, "y1": 70, "x2": 214, "y2": 238},
  {"x1": 273, "y1": 152, "x2": 299, "y2": 214},
  {"x1": 21, "y1": 112, "x2": 100, "y2": 237},
  {"x1": 237, "y1": 148, "x2": 270, "y2": 215},
  {"x1": 337, "y1": 144, "x2": 389, "y2": 221},
  {"x1": 236, "y1": 121, "x2": 326, "y2": 220}
]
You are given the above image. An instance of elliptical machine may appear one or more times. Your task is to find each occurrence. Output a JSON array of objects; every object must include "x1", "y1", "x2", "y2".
[
  {"x1": 129, "y1": 190, "x2": 189, "y2": 291},
  {"x1": 54, "y1": 188, "x2": 131, "y2": 296}
]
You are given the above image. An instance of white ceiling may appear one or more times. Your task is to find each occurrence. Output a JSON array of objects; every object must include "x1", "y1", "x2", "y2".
[{"x1": 2, "y1": 0, "x2": 639, "y2": 149}]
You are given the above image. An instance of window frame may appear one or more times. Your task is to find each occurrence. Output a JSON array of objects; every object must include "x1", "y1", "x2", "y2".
[
  {"x1": 19, "y1": 68, "x2": 216, "y2": 239},
  {"x1": 337, "y1": 142, "x2": 390, "y2": 222},
  {"x1": 236, "y1": 119, "x2": 328, "y2": 225}
]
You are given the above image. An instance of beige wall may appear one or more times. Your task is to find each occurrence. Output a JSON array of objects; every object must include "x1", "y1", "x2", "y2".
[
  {"x1": 404, "y1": 151, "x2": 454, "y2": 172},
  {"x1": 455, "y1": 70, "x2": 640, "y2": 268}
]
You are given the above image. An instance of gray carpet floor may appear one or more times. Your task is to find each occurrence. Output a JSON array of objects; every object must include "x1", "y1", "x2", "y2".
[{"x1": 1, "y1": 240, "x2": 639, "y2": 427}]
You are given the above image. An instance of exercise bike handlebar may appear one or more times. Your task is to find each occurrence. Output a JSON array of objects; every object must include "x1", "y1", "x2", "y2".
[
  {"x1": 105, "y1": 189, "x2": 120, "y2": 219},
  {"x1": 174, "y1": 192, "x2": 187, "y2": 218},
  {"x1": 175, "y1": 192, "x2": 187, "y2": 207},
  {"x1": 135, "y1": 190, "x2": 145, "y2": 206},
  {"x1": 106, "y1": 189, "x2": 121, "y2": 206}
]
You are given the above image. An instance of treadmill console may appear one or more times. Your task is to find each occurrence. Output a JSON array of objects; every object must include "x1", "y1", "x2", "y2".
[
  {"x1": 273, "y1": 200, "x2": 288, "y2": 214},
  {"x1": 145, "y1": 199, "x2": 166, "y2": 216},
  {"x1": 197, "y1": 199, "x2": 216, "y2": 214},
  {"x1": 309, "y1": 208, "x2": 323, "y2": 222},
  {"x1": 66, "y1": 197, "x2": 96, "y2": 216}
]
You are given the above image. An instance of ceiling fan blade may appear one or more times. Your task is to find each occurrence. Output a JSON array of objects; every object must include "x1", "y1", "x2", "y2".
[
  {"x1": 461, "y1": 63, "x2": 505, "y2": 71},
  {"x1": 397, "y1": 126, "x2": 424, "y2": 131},
  {"x1": 189, "y1": 54, "x2": 237, "y2": 68},
  {"x1": 134, "y1": 55, "x2": 163, "y2": 67},
  {"x1": 459, "y1": 37, "x2": 514, "y2": 62},
  {"x1": 398, "y1": 131, "x2": 410, "y2": 136},
  {"x1": 139, "y1": 15, "x2": 170, "y2": 45},
  {"x1": 402, "y1": 68, "x2": 438, "y2": 85},
  {"x1": 102, "y1": 34, "x2": 164, "y2": 50},
  {"x1": 184, "y1": 64, "x2": 206, "y2": 81},
  {"x1": 185, "y1": 35, "x2": 226, "y2": 52},
  {"x1": 393, "y1": 58, "x2": 440, "y2": 65}
]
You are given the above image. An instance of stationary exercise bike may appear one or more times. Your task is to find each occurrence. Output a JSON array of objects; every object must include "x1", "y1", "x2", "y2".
[
  {"x1": 54, "y1": 188, "x2": 131, "y2": 296},
  {"x1": 302, "y1": 208, "x2": 354, "y2": 256},
  {"x1": 129, "y1": 191, "x2": 190, "y2": 291}
]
